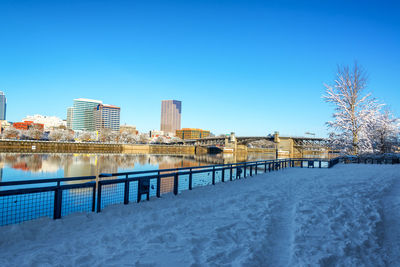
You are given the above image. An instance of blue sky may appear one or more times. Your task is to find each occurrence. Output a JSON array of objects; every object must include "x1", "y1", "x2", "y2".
[{"x1": 1, "y1": 0, "x2": 399, "y2": 136}]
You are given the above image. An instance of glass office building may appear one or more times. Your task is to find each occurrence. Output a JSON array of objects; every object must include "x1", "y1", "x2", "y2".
[{"x1": 71, "y1": 98, "x2": 103, "y2": 131}]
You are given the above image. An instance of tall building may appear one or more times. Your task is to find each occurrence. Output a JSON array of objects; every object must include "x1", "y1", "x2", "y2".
[
  {"x1": 67, "y1": 107, "x2": 73, "y2": 129},
  {"x1": 160, "y1": 100, "x2": 181, "y2": 134},
  {"x1": 94, "y1": 104, "x2": 121, "y2": 131},
  {"x1": 0, "y1": 91, "x2": 6, "y2": 120},
  {"x1": 71, "y1": 98, "x2": 102, "y2": 131}
]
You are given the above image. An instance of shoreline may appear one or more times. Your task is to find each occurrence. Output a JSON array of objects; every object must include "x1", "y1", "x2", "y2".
[{"x1": 0, "y1": 140, "x2": 276, "y2": 155}]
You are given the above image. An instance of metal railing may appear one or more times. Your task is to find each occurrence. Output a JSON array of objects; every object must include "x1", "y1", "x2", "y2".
[
  {"x1": 96, "y1": 159, "x2": 294, "y2": 212},
  {"x1": 340, "y1": 156, "x2": 400, "y2": 165},
  {"x1": 0, "y1": 157, "x2": 340, "y2": 226},
  {"x1": 0, "y1": 176, "x2": 96, "y2": 226}
]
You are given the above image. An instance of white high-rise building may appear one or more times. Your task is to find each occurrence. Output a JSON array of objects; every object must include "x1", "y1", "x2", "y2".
[
  {"x1": 71, "y1": 98, "x2": 102, "y2": 131},
  {"x1": 94, "y1": 104, "x2": 121, "y2": 131}
]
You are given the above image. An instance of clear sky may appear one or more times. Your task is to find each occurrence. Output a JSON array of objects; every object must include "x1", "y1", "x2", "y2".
[{"x1": 1, "y1": 0, "x2": 399, "y2": 136}]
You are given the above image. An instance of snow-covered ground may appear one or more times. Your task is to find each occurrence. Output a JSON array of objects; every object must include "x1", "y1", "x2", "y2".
[{"x1": 0, "y1": 164, "x2": 399, "y2": 266}]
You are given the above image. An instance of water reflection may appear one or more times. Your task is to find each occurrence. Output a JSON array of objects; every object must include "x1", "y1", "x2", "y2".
[{"x1": 0, "y1": 153, "x2": 277, "y2": 182}]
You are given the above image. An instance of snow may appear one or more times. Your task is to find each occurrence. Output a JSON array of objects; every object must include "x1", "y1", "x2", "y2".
[{"x1": 0, "y1": 164, "x2": 399, "y2": 266}]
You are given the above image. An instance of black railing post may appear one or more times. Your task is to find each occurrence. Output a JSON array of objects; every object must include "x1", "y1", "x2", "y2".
[
  {"x1": 255, "y1": 162, "x2": 258, "y2": 175},
  {"x1": 222, "y1": 168, "x2": 225, "y2": 182},
  {"x1": 189, "y1": 168, "x2": 193, "y2": 190},
  {"x1": 173, "y1": 173, "x2": 179, "y2": 195},
  {"x1": 250, "y1": 165, "x2": 253, "y2": 176},
  {"x1": 319, "y1": 161, "x2": 321, "y2": 168},
  {"x1": 97, "y1": 182, "x2": 102, "y2": 212},
  {"x1": 156, "y1": 171, "x2": 161, "y2": 197},
  {"x1": 54, "y1": 181, "x2": 62, "y2": 220},
  {"x1": 92, "y1": 183, "x2": 96, "y2": 212},
  {"x1": 212, "y1": 166, "x2": 216, "y2": 185},
  {"x1": 124, "y1": 174, "x2": 130, "y2": 205},
  {"x1": 230, "y1": 165, "x2": 233, "y2": 181},
  {"x1": 264, "y1": 162, "x2": 267, "y2": 173},
  {"x1": 269, "y1": 162, "x2": 271, "y2": 172},
  {"x1": 244, "y1": 163, "x2": 247, "y2": 178}
]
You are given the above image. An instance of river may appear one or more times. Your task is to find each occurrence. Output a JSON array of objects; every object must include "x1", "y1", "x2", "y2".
[{"x1": 0, "y1": 152, "x2": 278, "y2": 182}]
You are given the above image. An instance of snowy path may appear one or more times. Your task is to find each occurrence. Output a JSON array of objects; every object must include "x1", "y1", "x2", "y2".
[{"x1": 0, "y1": 164, "x2": 399, "y2": 266}]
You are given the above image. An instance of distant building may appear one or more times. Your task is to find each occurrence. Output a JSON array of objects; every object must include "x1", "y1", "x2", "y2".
[
  {"x1": 160, "y1": 100, "x2": 181, "y2": 135},
  {"x1": 94, "y1": 104, "x2": 121, "y2": 131},
  {"x1": 22, "y1": 115, "x2": 66, "y2": 130},
  {"x1": 71, "y1": 98, "x2": 103, "y2": 131},
  {"x1": 67, "y1": 107, "x2": 73, "y2": 129},
  {"x1": 150, "y1": 130, "x2": 165, "y2": 138},
  {"x1": 120, "y1": 125, "x2": 138, "y2": 135},
  {"x1": 13, "y1": 121, "x2": 44, "y2": 131},
  {"x1": 149, "y1": 130, "x2": 175, "y2": 138},
  {"x1": 0, "y1": 91, "x2": 6, "y2": 120},
  {"x1": 176, "y1": 128, "x2": 210, "y2": 140}
]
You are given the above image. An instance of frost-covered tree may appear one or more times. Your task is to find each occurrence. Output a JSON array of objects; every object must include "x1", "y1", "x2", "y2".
[
  {"x1": 1, "y1": 127, "x2": 21, "y2": 140},
  {"x1": 98, "y1": 128, "x2": 113, "y2": 143},
  {"x1": 49, "y1": 130, "x2": 64, "y2": 141},
  {"x1": 25, "y1": 127, "x2": 44, "y2": 140},
  {"x1": 120, "y1": 131, "x2": 139, "y2": 144},
  {"x1": 49, "y1": 129, "x2": 74, "y2": 141},
  {"x1": 323, "y1": 63, "x2": 382, "y2": 155},
  {"x1": 138, "y1": 133, "x2": 150, "y2": 144},
  {"x1": 366, "y1": 109, "x2": 400, "y2": 153},
  {"x1": 78, "y1": 131, "x2": 96, "y2": 142}
]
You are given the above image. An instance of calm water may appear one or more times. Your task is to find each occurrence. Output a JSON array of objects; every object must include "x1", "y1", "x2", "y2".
[{"x1": 0, "y1": 152, "x2": 277, "y2": 182}]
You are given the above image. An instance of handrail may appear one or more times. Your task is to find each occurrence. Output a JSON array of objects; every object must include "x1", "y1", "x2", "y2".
[
  {"x1": 99, "y1": 159, "x2": 291, "y2": 177},
  {"x1": 0, "y1": 181, "x2": 96, "y2": 196},
  {"x1": 0, "y1": 176, "x2": 96, "y2": 187}
]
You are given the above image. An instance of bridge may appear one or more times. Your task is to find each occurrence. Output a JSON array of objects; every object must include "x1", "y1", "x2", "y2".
[
  {"x1": 183, "y1": 135, "x2": 326, "y2": 146},
  {"x1": 174, "y1": 132, "x2": 330, "y2": 158}
]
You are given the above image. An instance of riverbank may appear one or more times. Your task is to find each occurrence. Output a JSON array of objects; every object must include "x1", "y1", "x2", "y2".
[{"x1": 0, "y1": 140, "x2": 196, "y2": 154}]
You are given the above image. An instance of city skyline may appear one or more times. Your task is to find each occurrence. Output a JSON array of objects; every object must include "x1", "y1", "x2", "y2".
[{"x1": 1, "y1": 1, "x2": 399, "y2": 136}]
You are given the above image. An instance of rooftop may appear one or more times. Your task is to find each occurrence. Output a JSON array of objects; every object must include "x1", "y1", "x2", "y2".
[{"x1": 74, "y1": 98, "x2": 103, "y2": 104}]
